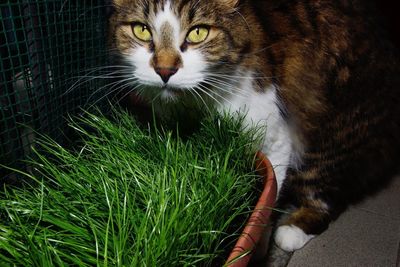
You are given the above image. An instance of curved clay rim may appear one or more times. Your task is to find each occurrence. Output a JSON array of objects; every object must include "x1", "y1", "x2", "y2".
[{"x1": 225, "y1": 151, "x2": 277, "y2": 267}]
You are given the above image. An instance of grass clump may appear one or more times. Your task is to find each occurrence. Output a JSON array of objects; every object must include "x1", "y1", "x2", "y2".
[{"x1": 0, "y1": 108, "x2": 262, "y2": 267}]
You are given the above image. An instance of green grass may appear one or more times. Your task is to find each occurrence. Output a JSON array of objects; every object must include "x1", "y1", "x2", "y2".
[{"x1": 0, "y1": 108, "x2": 262, "y2": 267}]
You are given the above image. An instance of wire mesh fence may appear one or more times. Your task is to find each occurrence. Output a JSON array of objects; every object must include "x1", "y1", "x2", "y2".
[{"x1": 1, "y1": 0, "x2": 111, "y2": 183}]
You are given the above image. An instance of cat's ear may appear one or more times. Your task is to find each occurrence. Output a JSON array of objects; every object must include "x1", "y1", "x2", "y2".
[{"x1": 218, "y1": 0, "x2": 239, "y2": 8}]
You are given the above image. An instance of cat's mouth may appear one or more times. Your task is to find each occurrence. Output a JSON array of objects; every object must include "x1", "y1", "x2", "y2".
[{"x1": 162, "y1": 84, "x2": 185, "y2": 97}]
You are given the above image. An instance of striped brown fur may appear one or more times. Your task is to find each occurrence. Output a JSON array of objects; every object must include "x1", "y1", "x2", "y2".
[{"x1": 109, "y1": 0, "x2": 400, "y2": 259}]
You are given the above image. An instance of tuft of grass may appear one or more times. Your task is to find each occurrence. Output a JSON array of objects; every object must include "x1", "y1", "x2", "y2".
[{"x1": 0, "y1": 108, "x2": 262, "y2": 267}]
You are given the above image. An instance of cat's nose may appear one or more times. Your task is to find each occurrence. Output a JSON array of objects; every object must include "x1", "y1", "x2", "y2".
[{"x1": 155, "y1": 67, "x2": 178, "y2": 84}]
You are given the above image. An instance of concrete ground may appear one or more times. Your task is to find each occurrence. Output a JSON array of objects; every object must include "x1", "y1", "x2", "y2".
[{"x1": 287, "y1": 176, "x2": 400, "y2": 267}]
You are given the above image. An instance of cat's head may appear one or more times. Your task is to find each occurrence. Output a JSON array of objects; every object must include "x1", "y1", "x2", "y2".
[{"x1": 109, "y1": 0, "x2": 261, "y2": 101}]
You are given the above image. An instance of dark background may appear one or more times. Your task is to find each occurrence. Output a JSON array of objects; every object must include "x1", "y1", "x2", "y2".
[{"x1": 374, "y1": 0, "x2": 400, "y2": 49}]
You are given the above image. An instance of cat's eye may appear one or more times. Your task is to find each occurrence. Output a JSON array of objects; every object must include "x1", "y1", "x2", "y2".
[
  {"x1": 186, "y1": 26, "x2": 209, "y2": 44},
  {"x1": 132, "y1": 23, "x2": 152, "y2": 42}
]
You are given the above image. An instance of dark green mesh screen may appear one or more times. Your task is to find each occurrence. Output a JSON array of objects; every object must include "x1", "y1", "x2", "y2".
[{"x1": 1, "y1": 0, "x2": 111, "y2": 182}]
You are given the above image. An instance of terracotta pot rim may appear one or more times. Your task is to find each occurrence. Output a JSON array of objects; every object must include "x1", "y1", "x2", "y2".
[{"x1": 225, "y1": 151, "x2": 277, "y2": 267}]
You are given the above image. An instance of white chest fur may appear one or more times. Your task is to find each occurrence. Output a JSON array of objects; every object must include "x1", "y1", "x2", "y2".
[{"x1": 219, "y1": 78, "x2": 294, "y2": 194}]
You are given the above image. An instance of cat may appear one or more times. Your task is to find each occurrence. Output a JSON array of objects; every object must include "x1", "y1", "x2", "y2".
[{"x1": 108, "y1": 0, "x2": 400, "y2": 260}]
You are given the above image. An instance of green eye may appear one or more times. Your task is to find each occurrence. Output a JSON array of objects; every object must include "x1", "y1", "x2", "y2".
[
  {"x1": 186, "y1": 26, "x2": 209, "y2": 44},
  {"x1": 132, "y1": 23, "x2": 152, "y2": 42}
]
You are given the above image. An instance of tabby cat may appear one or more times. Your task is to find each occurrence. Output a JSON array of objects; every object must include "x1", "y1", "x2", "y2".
[{"x1": 108, "y1": 0, "x2": 400, "y2": 258}]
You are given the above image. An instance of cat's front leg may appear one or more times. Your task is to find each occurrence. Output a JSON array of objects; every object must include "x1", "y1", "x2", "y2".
[
  {"x1": 274, "y1": 208, "x2": 325, "y2": 252},
  {"x1": 272, "y1": 169, "x2": 334, "y2": 252}
]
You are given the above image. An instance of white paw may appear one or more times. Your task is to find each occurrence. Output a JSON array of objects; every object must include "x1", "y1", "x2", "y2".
[{"x1": 274, "y1": 225, "x2": 315, "y2": 252}]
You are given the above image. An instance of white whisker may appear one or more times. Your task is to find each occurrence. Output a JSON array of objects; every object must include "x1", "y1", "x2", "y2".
[
  {"x1": 85, "y1": 77, "x2": 139, "y2": 107},
  {"x1": 88, "y1": 80, "x2": 141, "y2": 108},
  {"x1": 196, "y1": 84, "x2": 224, "y2": 107},
  {"x1": 63, "y1": 69, "x2": 133, "y2": 96},
  {"x1": 190, "y1": 87, "x2": 211, "y2": 114},
  {"x1": 201, "y1": 80, "x2": 247, "y2": 100},
  {"x1": 114, "y1": 83, "x2": 145, "y2": 104}
]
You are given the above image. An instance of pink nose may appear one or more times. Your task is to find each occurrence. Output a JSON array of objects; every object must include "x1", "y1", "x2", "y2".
[{"x1": 155, "y1": 67, "x2": 178, "y2": 84}]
